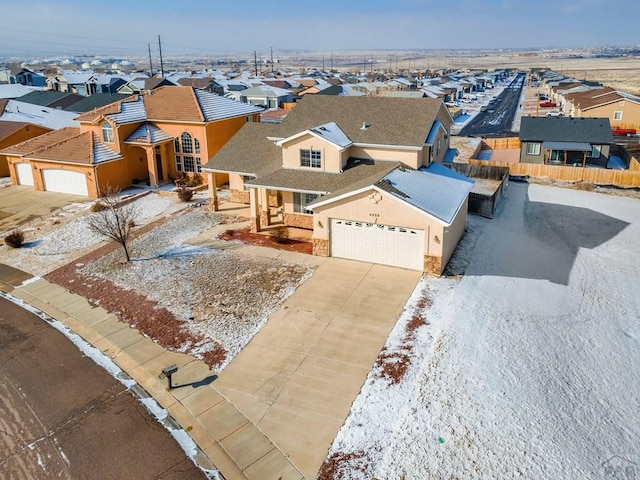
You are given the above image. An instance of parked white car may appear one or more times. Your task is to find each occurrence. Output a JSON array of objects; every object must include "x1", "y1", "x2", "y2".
[{"x1": 546, "y1": 110, "x2": 564, "y2": 117}]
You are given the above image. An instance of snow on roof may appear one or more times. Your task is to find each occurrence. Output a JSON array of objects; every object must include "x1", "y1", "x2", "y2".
[
  {"x1": 125, "y1": 122, "x2": 173, "y2": 144},
  {"x1": 0, "y1": 84, "x2": 43, "y2": 99},
  {"x1": 91, "y1": 132, "x2": 122, "y2": 163},
  {"x1": 0, "y1": 99, "x2": 79, "y2": 129},
  {"x1": 193, "y1": 89, "x2": 263, "y2": 121},
  {"x1": 105, "y1": 96, "x2": 147, "y2": 124},
  {"x1": 378, "y1": 163, "x2": 473, "y2": 224},
  {"x1": 309, "y1": 122, "x2": 352, "y2": 148}
]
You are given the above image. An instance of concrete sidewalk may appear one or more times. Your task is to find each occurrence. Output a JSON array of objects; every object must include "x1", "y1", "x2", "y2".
[{"x1": 0, "y1": 248, "x2": 420, "y2": 479}]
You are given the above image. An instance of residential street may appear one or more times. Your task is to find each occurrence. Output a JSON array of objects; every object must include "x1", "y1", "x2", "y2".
[
  {"x1": 459, "y1": 73, "x2": 525, "y2": 137},
  {"x1": 0, "y1": 296, "x2": 205, "y2": 480}
]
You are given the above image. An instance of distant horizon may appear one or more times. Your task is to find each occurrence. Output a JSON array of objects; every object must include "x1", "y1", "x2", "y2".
[
  {"x1": 2, "y1": 45, "x2": 639, "y2": 66},
  {"x1": 2, "y1": 0, "x2": 638, "y2": 59}
]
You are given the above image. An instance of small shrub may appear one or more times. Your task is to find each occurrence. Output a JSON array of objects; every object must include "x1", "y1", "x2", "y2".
[
  {"x1": 127, "y1": 219, "x2": 136, "y2": 228},
  {"x1": 270, "y1": 225, "x2": 290, "y2": 244},
  {"x1": 5, "y1": 230, "x2": 25, "y2": 248},
  {"x1": 90, "y1": 201, "x2": 106, "y2": 212},
  {"x1": 176, "y1": 185, "x2": 194, "y2": 202},
  {"x1": 174, "y1": 173, "x2": 203, "y2": 188}
]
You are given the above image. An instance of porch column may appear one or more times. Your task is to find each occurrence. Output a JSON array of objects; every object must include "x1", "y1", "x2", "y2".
[
  {"x1": 259, "y1": 188, "x2": 270, "y2": 228},
  {"x1": 207, "y1": 171, "x2": 218, "y2": 211},
  {"x1": 145, "y1": 146, "x2": 159, "y2": 187},
  {"x1": 249, "y1": 187, "x2": 261, "y2": 233}
]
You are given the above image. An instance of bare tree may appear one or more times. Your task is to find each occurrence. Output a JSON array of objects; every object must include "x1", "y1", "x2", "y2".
[{"x1": 87, "y1": 188, "x2": 138, "y2": 262}]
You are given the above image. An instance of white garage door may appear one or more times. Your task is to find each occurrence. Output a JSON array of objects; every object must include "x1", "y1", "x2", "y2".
[
  {"x1": 15, "y1": 162, "x2": 34, "y2": 186},
  {"x1": 42, "y1": 169, "x2": 89, "y2": 196},
  {"x1": 330, "y1": 219, "x2": 425, "y2": 270}
]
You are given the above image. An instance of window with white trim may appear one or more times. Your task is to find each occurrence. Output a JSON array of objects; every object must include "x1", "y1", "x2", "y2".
[
  {"x1": 300, "y1": 149, "x2": 321, "y2": 168},
  {"x1": 589, "y1": 145, "x2": 601, "y2": 158},
  {"x1": 174, "y1": 132, "x2": 202, "y2": 173},
  {"x1": 526, "y1": 142, "x2": 541, "y2": 155},
  {"x1": 101, "y1": 122, "x2": 114, "y2": 143},
  {"x1": 293, "y1": 192, "x2": 320, "y2": 214},
  {"x1": 613, "y1": 111, "x2": 623, "y2": 121}
]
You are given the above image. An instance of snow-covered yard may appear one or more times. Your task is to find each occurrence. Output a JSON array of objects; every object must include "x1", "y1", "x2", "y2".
[
  {"x1": 323, "y1": 182, "x2": 640, "y2": 479},
  {"x1": 2, "y1": 192, "x2": 314, "y2": 369}
]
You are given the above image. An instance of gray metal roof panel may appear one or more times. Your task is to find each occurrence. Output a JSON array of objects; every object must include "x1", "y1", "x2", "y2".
[
  {"x1": 542, "y1": 141, "x2": 592, "y2": 151},
  {"x1": 378, "y1": 163, "x2": 473, "y2": 224}
]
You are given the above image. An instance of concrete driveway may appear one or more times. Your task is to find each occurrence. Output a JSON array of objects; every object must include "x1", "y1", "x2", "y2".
[
  {"x1": 0, "y1": 185, "x2": 89, "y2": 235},
  {"x1": 214, "y1": 257, "x2": 422, "y2": 478}
]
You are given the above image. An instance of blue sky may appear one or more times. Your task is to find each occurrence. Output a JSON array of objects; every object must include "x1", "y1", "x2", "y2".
[{"x1": 1, "y1": 0, "x2": 637, "y2": 58}]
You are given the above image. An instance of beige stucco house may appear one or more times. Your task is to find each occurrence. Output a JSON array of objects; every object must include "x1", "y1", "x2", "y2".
[
  {"x1": 203, "y1": 96, "x2": 473, "y2": 275},
  {"x1": 564, "y1": 87, "x2": 640, "y2": 130}
]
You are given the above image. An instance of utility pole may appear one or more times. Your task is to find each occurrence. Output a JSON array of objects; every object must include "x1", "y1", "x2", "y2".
[
  {"x1": 148, "y1": 43, "x2": 153, "y2": 77},
  {"x1": 157, "y1": 35, "x2": 164, "y2": 77},
  {"x1": 254, "y1": 50, "x2": 258, "y2": 77},
  {"x1": 270, "y1": 46, "x2": 274, "y2": 73},
  {"x1": 331, "y1": 53, "x2": 333, "y2": 71},
  {"x1": 322, "y1": 55, "x2": 325, "y2": 72}
]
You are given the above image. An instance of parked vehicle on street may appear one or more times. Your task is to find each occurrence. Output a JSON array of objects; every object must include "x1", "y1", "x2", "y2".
[
  {"x1": 539, "y1": 101, "x2": 557, "y2": 108},
  {"x1": 611, "y1": 127, "x2": 637, "y2": 136},
  {"x1": 546, "y1": 110, "x2": 564, "y2": 117}
]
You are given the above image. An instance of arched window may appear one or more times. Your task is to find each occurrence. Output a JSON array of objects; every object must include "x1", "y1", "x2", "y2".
[
  {"x1": 101, "y1": 122, "x2": 114, "y2": 143},
  {"x1": 181, "y1": 132, "x2": 193, "y2": 154},
  {"x1": 174, "y1": 132, "x2": 201, "y2": 173}
]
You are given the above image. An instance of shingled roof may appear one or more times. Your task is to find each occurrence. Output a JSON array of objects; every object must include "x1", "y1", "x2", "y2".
[
  {"x1": 520, "y1": 117, "x2": 614, "y2": 144},
  {"x1": 276, "y1": 96, "x2": 444, "y2": 147},
  {"x1": 203, "y1": 122, "x2": 282, "y2": 176},
  {"x1": 246, "y1": 158, "x2": 400, "y2": 195}
]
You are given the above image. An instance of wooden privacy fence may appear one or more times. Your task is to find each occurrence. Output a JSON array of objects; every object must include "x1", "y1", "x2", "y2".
[
  {"x1": 482, "y1": 137, "x2": 521, "y2": 150},
  {"x1": 469, "y1": 159, "x2": 640, "y2": 187}
]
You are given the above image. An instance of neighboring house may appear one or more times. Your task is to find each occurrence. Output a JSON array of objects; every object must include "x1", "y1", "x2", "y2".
[
  {"x1": 62, "y1": 93, "x2": 130, "y2": 113},
  {"x1": 239, "y1": 85, "x2": 292, "y2": 109},
  {"x1": 16, "y1": 91, "x2": 84, "y2": 110},
  {"x1": 116, "y1": 77, "x2": 175, "y2": 95},
  {"x1": 0, "y1": 99, "x2": 80, "y2": 129},
  {"x1": 519, "y1": 117, "x2": 614, "y2": 168},
  {"x1": 176, "y1": 77, "x2": 220, "y2": 94},
  {"x1": 0, "y1": 121, "x2": 51, "y2": 177},
  {"x1": 1, "y1": 86, "x2": 262, "y2": 197},
  {"x1": 564, "y1": 88, "x2": 640, "y2": 130},
  {"x1": 203, "y1": 96, "x2": 471, "y2": 274},
  {"x1": 0, "y1": 84, "x2": 41, "y2": 99},
  {"x1": 10, "y1": 68, "x2": 47, "y2": 87}
]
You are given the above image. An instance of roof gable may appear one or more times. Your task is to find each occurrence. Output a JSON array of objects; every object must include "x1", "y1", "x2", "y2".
[
  {"x1": 276, "y1": 121, "x2": 352, "y2": 149},
  {"x1": 309, "y1": 163, "x2": 473, "y2": 225}
]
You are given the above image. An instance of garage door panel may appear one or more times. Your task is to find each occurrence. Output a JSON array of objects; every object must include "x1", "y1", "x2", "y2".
[
  {"x1": 330, "y1": 218, "x2": 424, "y2": 270},
  {"x1": 42, "y1": 169, "x2": 89, "y2": 196},
  {"x1": 16, "y1": 163, "x2": 34, "y2": 186}
]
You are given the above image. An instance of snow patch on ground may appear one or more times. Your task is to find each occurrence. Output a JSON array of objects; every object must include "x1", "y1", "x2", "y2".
[
  {"x1": 80, "y1": 208, "x2": 314, "y2": 369},
  {"x1": 325, "y1": 183, "x2": 640, "y2": 479}
]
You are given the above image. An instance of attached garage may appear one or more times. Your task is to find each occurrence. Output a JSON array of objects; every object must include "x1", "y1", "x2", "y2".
[
  {"x1": 330, "y1": 219, "x2": 425, "y2": 270},
  {"x1": 42, "y1": 169, "x2": 89, "y2": 196},
  {"x1": 15, "y1": 162, "x2": 34, "y2": 186}
]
